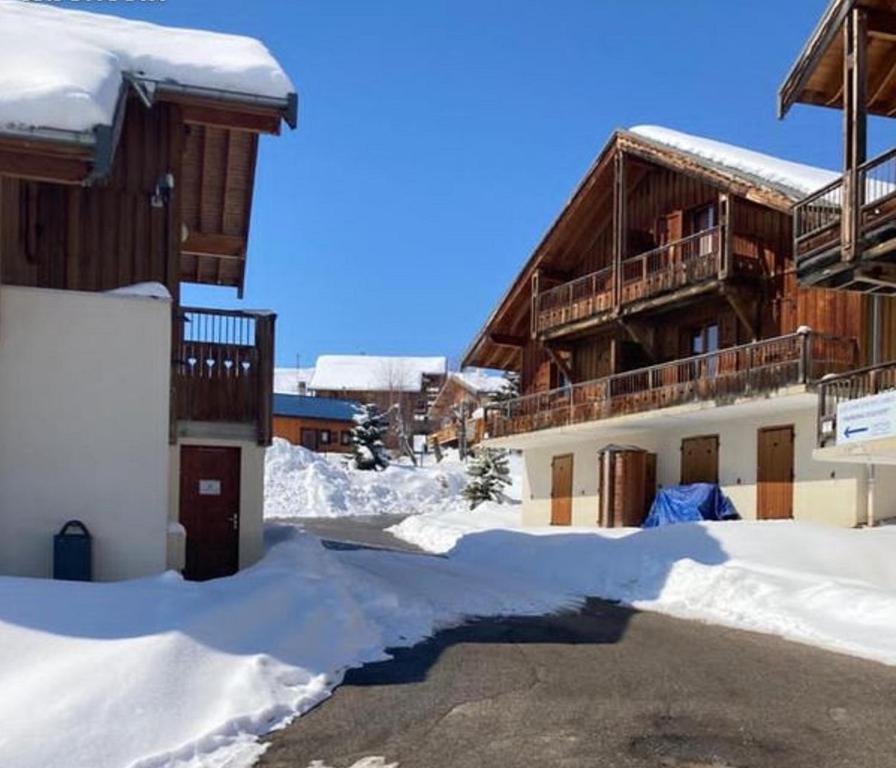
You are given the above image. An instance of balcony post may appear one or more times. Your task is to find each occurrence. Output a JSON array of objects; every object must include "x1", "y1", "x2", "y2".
[
  {"x1": 613, "y1": 149, "x2": 626, "y2": 311},
  {"x1": 842, "y1": 6, "x2": 868, "y2": 263},
  {"x1": 255, "y1": 313, "x2": 276, "y2": 446},
  {"x1": 798, "y1": 328, "x2": 811, "y2": 383},
  {"x1": 719, "y1": 193, "x2": 731, "y2": 279}
]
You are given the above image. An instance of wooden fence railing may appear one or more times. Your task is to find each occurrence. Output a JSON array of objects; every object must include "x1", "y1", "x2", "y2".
[
  {"x1": 488, "y1": 332, "x2": 857, "y2": 439},
  {"x1": 534, "y1": 226, "x2": 765, "y2": 335},
  {"x1": 794, "y1": 146, "x2": 896, "y2": 263},
  {"x1": 173, "y1": 306, "x2": 275, "y2": 445},
  {"x1": 817, "y1": 360, "x2": 896, "y2": 448}
]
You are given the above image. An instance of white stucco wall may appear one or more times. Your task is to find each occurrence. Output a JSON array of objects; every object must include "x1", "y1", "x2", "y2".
[
  {"x1": 0, "y1": 286, "x2": 171, "y2": 580},
  {"x1": 168, "y1": 438, "x2": 266, "y2": 571},
  {"x1": 519, "y1": 403, "x2": 896, "y2": 528}
]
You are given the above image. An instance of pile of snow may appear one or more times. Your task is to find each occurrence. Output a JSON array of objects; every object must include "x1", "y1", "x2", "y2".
[
  {"x1": 264, "y1": 439, "x2": 473, "y2": 519},
  {"x1": 0, "y1": 0, "x2": 293, "y2": 134},
  {"x1": 0, "y1": 526, "x2": 572, "y2": 768},
  {"x1": 630, "y1": 125, "x2": 840, "y2": 198},
  {"x1": 309, "y1": 355, "x2": 447, "y2": 393},
  {"x1": 273, "y1": 367, "x2": 316, "y2": 395}
]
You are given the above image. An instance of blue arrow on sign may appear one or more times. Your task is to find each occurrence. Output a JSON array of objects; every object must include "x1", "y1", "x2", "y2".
[{"x1": 845, "y1": 426, "x2": 869, "y2": 438}]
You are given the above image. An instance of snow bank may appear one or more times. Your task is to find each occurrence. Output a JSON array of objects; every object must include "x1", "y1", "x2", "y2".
[
  {"x1": 0, "y1": 0, "x2": 293, "y2": 134},
  {"x1": 309, "y1": 355, "x2": 446, "y2": 393},
  {"x1": 0, "y1": 527, "x2": 571, "y2": 768},
  {"x1": 264, "y1": 439, "x2": 470, "y2": 518},
  {"x1": 630, "y1": 125, "x2": 840, "y2": 198},
  {"x1": 105, "y1": 282, "x2": 172, "y2": 300}
]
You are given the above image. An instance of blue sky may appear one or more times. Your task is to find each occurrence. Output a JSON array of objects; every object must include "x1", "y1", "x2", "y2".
[{"x1": 84, "y1": 0, "x2": 864, "y2": 368}]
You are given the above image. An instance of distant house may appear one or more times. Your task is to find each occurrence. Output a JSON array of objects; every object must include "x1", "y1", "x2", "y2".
[
  {"x1": 427, "y1": 370, "x2": 507, "y2": 450},
  {"x1": 273, "y1": 394, "x2": 358, "y2": 453},
  {"x1": 0, "y1": 2, "x2": 296, "y2": 581},
  {"x1": 310, "y1": 355, "x2": 448, "y2": 450}
]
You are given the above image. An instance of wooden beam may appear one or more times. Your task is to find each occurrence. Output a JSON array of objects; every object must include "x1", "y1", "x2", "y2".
[
  {"x1": 544, "y1": 345, "x2": 573, "y2": 381},
  {"x1": 0, "y1": 147, "x2": 89, "y2": 185},
  {"x1": 842, "y1": 6, "x2": 868, "y2": 263},
  {"x1": 182, "y1": 231, "x2": 246, "y2": 258},
  {"x1": 722, "y1": 285, "x2": 759, "y2": 340},
  {"x1": 173, "y1": 99, "x2": 283, "y2": 135},
  {"x1": 489, "y1": 333, "x2": 527, "y2": 348},
  {"x1": 616, "y1": 318, "x2": 656, "y2": 362}
]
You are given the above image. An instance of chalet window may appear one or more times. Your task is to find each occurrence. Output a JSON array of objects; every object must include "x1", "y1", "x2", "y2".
[
  {"x1": 690, "y1": 323, "x2": 720, "y2": 377},
  {"x1": 341, "y1": 431, "x2": 351, "y2": 446},
  {"x1": 689, "y1": 204, "x2": 718, "y2": 257},
  {"x1": 320, "y1": 429, "x2": 331, "y2": 445}
]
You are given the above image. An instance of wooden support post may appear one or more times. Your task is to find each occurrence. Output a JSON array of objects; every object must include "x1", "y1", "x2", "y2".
[
  {"x1": 530, "y1": 270, "x2": 540, "y2": 339},
  {"x1": 545, "y1": 344, "x2": 573, "y2": 383},
  {"x1": 255, "y1": 313, "x2": 276, "y2": 446},
  {"x1": 718, "y1": 193, "x2": 731, "y2": 279},
  {"x1": 722, "y1": 286, "x2": 759, "y2": 341},
  {"x1": 843, "y1": 6, "x2": 868, "y2": 263},
  {"x1": 613, "y1": 149, "x2": 627, "y2": 312}
]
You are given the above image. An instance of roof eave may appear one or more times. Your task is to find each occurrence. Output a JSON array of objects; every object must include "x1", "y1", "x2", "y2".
[{"x1": 778, "y1": 0, "x2": 852, "y2": 118}]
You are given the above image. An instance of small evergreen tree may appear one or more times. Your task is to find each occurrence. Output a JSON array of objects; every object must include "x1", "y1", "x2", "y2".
[
  {"x1": 351, "y1": 403, "x2": 390, "y2": 471},
  {"x1": 489, "y1": 371, "x2": 520, "y2": 405},
  {"x1": 463, "y1": 448, "x2": 512, "y2": 509}
]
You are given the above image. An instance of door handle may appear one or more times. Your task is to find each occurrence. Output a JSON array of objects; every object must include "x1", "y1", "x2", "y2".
[{"x1": 230, "y1": 513, "x2": 239, "y2": 531}]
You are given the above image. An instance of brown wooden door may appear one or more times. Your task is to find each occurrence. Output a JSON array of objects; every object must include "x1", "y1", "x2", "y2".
[
  {"x1": 551, "y1": 454, "x2": 573, "y2": 526},
  {"x1": 644, "y1": 452, "x2": 658, "y2": 517},
  {"x1": 681, "y1": 435, "x2": 719, "y2": 485},
  {"x1": 757, "y1": 426, "x2": 795, "y2": 520},
  {"x1": 179, "y1": 446, "x2": 241, "y2": 581}
]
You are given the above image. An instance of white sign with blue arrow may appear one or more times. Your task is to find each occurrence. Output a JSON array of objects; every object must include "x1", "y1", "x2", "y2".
[{"x1": 836, "y1": 390, "x2": 896, "y2": 445}]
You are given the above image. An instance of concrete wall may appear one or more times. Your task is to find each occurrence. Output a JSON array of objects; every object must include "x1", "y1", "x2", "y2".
[
  {"x1": 0, "y1": 286, "x2": 171, "y2": 580},
  {"x1": 520, "y1": 404, "x2": 896, "y2": 528},
  {"x1": 168, "y1": 437, "x2": 266, "y2": 570}
]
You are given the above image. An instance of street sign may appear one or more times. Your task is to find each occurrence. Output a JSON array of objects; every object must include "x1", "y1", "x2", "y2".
[{"x1": 836, "y1": 390, "x2": 896, "y2": 445}]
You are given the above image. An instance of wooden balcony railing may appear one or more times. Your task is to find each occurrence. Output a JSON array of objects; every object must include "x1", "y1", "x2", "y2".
[
  {"x1": 173, "y1": 306, "x2": 275, "y2": 445},
  {"x1": 794, "y1": 147, "x2": 896, "y2": 266},
  {"x1": 817, "y1": 360, "x2": 896, "y2": 448},
  {"x1": 534, "y1": 226, "x2": 765, "y2": 336},
  {"x1": 535, "y1": 266, "x2": 614, "y2": 335},
  {"x1": 488, "y1": 332, "x2": 857, "y2": 439}
]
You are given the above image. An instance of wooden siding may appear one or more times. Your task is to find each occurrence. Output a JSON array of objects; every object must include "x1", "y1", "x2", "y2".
[
  {"x1": 0, "y1": 103, "x2": 183, "y2": 298},
  {"x1": 273, "y1": 416, "x2": 354, "y2": 453}
]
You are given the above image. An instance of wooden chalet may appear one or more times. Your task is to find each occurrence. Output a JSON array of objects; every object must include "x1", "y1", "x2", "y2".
[
  {"x1": 462, "y1": 126, "x2": 896, "y2": 528},
  {"x1": 0, "y1": 2, "x2": 296, "y2": 581},
  {"x1": 426, "y1": 371, "x2": 503, "y2": 452},
  {"x1": 781, "y1": 0, "x2": 896, "y2": 294},
  {"x1": 0, "y1": 73, "x2": 295, "y2": 446},
  {"x1": 465, "y1": 127, "x2": 875, "y2": 442}
]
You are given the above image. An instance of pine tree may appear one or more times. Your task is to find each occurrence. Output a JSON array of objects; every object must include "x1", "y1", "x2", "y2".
[
  {"x1": 463, "y1": 448, "x2": 512, "y2": 509},
  {"x1": 351, "y1": 403, "x2": 390, "y2": 471},
  {"x1": 489, "y1": 371, "x2": 520, "y2": 405}
]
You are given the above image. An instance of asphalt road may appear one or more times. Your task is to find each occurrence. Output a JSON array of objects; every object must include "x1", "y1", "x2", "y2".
[
  {"x1": 258, "y1": 518, "x2": 896, "y2": 768},
  {"x1": 278, "y1": 514, "x2": 426, "y2": 554}
]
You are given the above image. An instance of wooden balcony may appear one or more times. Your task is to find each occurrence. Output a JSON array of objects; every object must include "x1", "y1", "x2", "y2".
[
  {"x1": 534, "y1": 226, "x2": 764, "y2": 338},
  {"x1": 794, "y1": 147, "x2": 896, "y2": 292},
  {"x1": 817, "y1": 361, "x2": 896, "y2": 448},
  {"x1": 172, "y1": 306, "x2": 275, "y2": 445},
  {"x1": 489, "y1": 332, "x2": 857, "y2": 440},
  {"x1": 427, "y1": 418, "x2": 486, "y2": 449}
]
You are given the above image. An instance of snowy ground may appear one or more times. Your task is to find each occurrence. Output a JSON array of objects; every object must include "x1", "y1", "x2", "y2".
[
  {"x1": 3, "y1": 443, "x2": 896, "y2": 768},
  {"x1": 264, "y1": 439, "x2": 515, "y2": 521}
]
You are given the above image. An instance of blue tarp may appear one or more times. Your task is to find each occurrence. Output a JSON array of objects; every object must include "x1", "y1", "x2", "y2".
[{"x1": 643, "y1": 483, "x2": 739, "y2": 528}]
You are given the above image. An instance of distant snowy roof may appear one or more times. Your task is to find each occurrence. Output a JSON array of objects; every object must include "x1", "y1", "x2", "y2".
[
  {"x1": 453, "y1": 370, "x2": 506, "y2": 394},
  {"x1": 274, "y1": 367, "x2": 316, "y2": 395},
  {"x1": 310, "y1": 356, "x2": 447, "y2": 393},
  {"x1": 0, "y1": 0, "x2": 294, "y2": 135},
  {"x1": 629, "y1": 126, "x2": 839, "y2": 200}
]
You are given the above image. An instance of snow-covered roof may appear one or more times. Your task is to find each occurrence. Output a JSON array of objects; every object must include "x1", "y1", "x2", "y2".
[
  {"x1": 274, "y1": 367, "x2": 316, "y2": 395},
  {"x1": 629, "y1": 125, "x2": 840, "y2": 201},
  {"x1": 0, "y1": 0, "x2": 294, "y2": 136},
  {"x1": 310, "y1": 355, "x2": 447, "y2": 393},
  {"x1": 453, "y1": 370, "x2": 506, "y2": 394}
]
